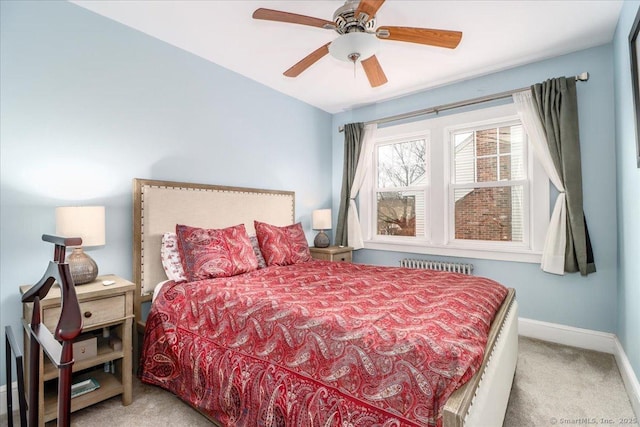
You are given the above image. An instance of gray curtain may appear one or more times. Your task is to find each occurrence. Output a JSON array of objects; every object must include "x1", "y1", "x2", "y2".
[
  {"x1": 335, "y1": 122, "x2": 364, "y2": 246},
  {"x1": 531, "y1": 77, "x2": 596, "y2": 275}
]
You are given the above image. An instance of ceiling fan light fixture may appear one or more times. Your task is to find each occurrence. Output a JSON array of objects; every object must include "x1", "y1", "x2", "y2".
[
  {"x1": 252, "y1": 1, "x2": 462, "y2": 88},
  {"x1": 329, "y1": 32, "x2": 379, "y2": 63}
]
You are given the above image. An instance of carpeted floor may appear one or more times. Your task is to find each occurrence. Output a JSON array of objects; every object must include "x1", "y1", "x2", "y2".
[
  {"x1": 505, "y1": 337, "x2": 636, "y2": 426},
  {"x1": 3, "y1": 337, "x2": 636, "y2": 426}
]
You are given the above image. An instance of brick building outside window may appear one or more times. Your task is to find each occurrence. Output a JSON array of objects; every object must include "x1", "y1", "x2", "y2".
[{"x1": 452, "y1": 124, "x2": 525, "y2": 242}]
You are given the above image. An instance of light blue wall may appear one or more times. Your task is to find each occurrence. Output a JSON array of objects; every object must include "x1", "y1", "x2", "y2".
[
  {"x1": 0, "y1": 1, "x2": 332, "y2": 386},
  {"x1": 613, "y1": 0, "x2": 640, "y2": 383},
  {"x1": 332, "y1": 45, "x2": 618, "y2": 334}
]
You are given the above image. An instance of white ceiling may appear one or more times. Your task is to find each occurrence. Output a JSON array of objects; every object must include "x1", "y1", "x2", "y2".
[{"x1": 72, "y1": 0, "x2": 622, "y2": 114}]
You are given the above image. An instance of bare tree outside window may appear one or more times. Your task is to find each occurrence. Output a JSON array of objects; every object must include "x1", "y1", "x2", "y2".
[{"x1": 376, "y1": 139, "x2": 426, "y2": 236}]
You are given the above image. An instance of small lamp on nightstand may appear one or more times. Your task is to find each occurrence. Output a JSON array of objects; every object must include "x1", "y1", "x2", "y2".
[
  {"x1": 312, "y1": 209, "x2": 331, "y2": 248},
  {"x1": 56, "y1": 206, "x2": 106, "y2": 285}
]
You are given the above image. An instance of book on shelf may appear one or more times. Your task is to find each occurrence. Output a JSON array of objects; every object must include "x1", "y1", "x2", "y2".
[{"x1": 70, "y1": 378, "x2": 100, "y2": 398}]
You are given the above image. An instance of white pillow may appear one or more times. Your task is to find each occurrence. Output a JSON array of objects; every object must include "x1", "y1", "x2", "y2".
[
  {"x1": 152, "y1": 280, "x2": 171, "y2": 302},
  {"x1": 249, "y1": 235, "x2": 267, "y2": 269},
  {"x1": 160, "y1": 232, "x2": 187, "y2": 282}
]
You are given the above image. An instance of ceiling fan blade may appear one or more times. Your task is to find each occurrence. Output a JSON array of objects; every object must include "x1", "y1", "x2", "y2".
[
  {"x1": 284, "y1": 43, "x2": 331, "y2": 78},
  {"x1": 361, "y1": 55, "x2": 388, "y2": 87},
  {"x1": 253, "y1": 8, "x2": 334, "y2": 29},
  {"x1": 377, "y1": 26, "x2": 462, "y2": 49},
  {"x1": 355, "y1": 0, "x2": 386, "y2": 20}
]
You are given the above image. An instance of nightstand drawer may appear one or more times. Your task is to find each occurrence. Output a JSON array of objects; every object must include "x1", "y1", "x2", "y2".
[
  {"x1": 309, "y1": 246, "x2": 353, "y2": 262},
  {"x1": 334, "y1": 252, "x2": 352, "y2": 262},
  {"x1": 43, "y1": 295, "x2": 125, "y2": 331}
]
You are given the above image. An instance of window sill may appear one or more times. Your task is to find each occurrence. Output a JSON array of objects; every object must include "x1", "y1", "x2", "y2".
[{"x1": 363, "y1": 240, "x2": 542, "y2": 264}]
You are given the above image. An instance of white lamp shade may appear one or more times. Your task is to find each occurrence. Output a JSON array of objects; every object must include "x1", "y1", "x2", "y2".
[
  {"x1": 312, "y1": 209, "x2": 332, "y2": 230},
  {"x1": 329, "y1": 32, "x2": 379, "y2": 62},
  {"x1": 56, "y1": 206, "x2": 106, "y2": 247}
]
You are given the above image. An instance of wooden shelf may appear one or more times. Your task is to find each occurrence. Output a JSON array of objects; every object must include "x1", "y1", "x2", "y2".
[
  {"x1": 43, "y1": 369, "x2": 123, "y2": 423},
  {"x1": 43, "y1": 335, "x2": 124, "y2": 381}
]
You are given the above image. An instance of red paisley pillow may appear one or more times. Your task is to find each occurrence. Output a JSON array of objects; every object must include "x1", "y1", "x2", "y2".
[
  {"x1": 176, "y1": 223, "x2": 258, "y2": 282},
  {"x1": 254, "y1": 221, "x2": 312, "y2": 266}
]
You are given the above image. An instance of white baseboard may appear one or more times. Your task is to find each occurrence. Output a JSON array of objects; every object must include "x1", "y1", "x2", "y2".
[
  {"x1": 614, "y1": 337, "x2": 640, "y2": 419},
  {"x1": 518, "y1": 317, "x2": 617, "y2": 353},
  {"x1": 0, "y1": 381, "x2": 19, "y2": 417},
  {"x1": 519, "y1": 317, "x2": 639, "y2": 418}
]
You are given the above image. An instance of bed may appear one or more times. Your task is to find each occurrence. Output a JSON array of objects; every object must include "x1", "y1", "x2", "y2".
[{"x1": 133, "y1": 178, "x2": 518, "y2": 427}]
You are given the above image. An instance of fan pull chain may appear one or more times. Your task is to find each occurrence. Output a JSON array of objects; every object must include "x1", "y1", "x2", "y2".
[{"x1": 347, "y1": 52, "x2": 360, "y2": 81}]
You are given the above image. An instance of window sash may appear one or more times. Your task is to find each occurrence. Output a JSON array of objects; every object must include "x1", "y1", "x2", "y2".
[
  {"x1": 372, "y1": 133, "x2": 430, "y2": 241},
  {"x1": 447, "y1": 119, "x2": 529, "y2": 246},
  {"x1": 451, "y1": 120, "x2": 525, "y2": 185},
  {"x1": 448, "y1": 182, "x2": 530, "y2": 247},
  {"x1": 374, "y1": 188, "x2": 429, "y2": 240},
  {"x1": 375, "y1": 138, "x2": 428, "y2": 190},
  {"x1": 449, "y1": 179, "x2": 527, "y2": 190}
]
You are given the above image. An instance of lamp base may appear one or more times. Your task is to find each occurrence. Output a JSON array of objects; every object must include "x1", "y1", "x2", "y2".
[
  {"x1": 67, "y1": 247, "x2": 98, "y2": 285},
  {"x1": 313, "y1": 231, "x2": 330, "y2": 248}
]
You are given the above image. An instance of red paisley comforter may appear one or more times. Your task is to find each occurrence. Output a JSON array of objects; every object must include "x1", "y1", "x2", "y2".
[{"x1": 140, "y1": 261, "x2": 508, "y2": 427}]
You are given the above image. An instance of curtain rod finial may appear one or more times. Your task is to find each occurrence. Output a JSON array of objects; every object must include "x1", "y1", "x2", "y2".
[{"x1": 576, "y1": 72, "x2": 589, "y2": 81}]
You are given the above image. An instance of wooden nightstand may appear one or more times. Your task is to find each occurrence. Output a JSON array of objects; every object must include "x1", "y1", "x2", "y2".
[
  {"x1": 20, "y1": 274, "x2": 134, "y2": 426},
  {"x1": 309, "y1": 246, "x2": 353, "y2": 262}
]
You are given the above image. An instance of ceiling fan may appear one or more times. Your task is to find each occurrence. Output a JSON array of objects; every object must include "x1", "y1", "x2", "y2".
[{"x1": 252, "y1": 0, "x2": 462, "y2": 88}]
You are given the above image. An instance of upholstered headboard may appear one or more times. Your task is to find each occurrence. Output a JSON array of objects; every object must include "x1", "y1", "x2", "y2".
[{"x1": 132, "y1": 178, "x2": 295, "y2": 334}]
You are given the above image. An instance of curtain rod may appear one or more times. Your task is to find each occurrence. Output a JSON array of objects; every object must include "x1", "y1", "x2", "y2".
[{"x1": 338, "y1": 72, "x2": 589, "y2": 132}]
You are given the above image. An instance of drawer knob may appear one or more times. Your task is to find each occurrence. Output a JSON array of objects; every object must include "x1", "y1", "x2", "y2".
[{"x1": 84, "y1": 311, "x2": 93, "y2": 318}]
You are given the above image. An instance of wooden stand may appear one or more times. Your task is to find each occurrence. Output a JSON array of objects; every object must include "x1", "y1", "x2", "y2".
[
  {"x1": 5, "y1": 325, "x2": 27, "y2": 427},
  {"x1": 21, "y1": 235, "x2": 83, "y2": 427}
]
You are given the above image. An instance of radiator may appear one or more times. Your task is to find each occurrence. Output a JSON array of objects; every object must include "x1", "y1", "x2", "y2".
[{"x1": 400, "y1": 258, "x2": 474, "y2": 275}]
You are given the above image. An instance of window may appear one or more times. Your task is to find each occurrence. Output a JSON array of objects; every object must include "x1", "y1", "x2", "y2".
[
  {"x1": 360, "y1": 104, "x2": 548, "y2": 263},
  {"x1": 451, "y1": 122, "x2": 527, "y2": 243},
  {"x1": 375, "y1": 138, "x2": 427, "y2": 238}
]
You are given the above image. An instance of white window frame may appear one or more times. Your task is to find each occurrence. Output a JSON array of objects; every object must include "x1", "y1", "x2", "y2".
[
  {"x1": 359, "y1": 103, "x2": 549, "y2": 264},
  {"x1": 372, "y1": 132, "x2": 431, "y2": 244}
]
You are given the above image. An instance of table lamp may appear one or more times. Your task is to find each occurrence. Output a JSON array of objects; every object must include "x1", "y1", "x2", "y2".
[
  {"x1": 56, "y1": 206, "x2": 106, "y2": 285},
  {"x1": 312, "y1": 209, "x2": 331, "y2": 248}
]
